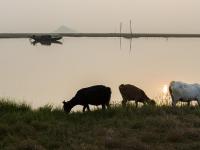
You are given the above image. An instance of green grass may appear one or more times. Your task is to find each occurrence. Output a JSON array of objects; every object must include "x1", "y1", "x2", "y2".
[{"x1": 1, "y1": 98, "x2": 200, "y2": 150}]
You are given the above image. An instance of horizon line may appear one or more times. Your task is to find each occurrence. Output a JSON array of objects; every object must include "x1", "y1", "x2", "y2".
[{"x1": 0, "y1": 32, "x2": 200, "y2": 38}]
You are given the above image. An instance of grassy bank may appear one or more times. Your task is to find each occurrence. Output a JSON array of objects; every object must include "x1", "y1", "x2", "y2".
[{"x1": 1, "y1": 99, "x2": 200, "y2": 150}]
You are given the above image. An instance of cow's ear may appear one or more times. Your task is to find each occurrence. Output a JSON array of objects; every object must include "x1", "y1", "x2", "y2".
[
  {"x1": 62, "y1": 100, "x2": 65, "y2": 104},
  {"x1": 119, "y1": 84, "x2": 124, "y2": 88}
]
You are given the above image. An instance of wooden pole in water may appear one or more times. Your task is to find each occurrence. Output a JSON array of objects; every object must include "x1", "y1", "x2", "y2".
[
  {"x1": 120, "y1": 22, "x2": 122, "y2": 36},
  {"x1": 129, "y1": 20, "x2": 133, "y2": 52},
  {"x1": 120, "y1": 22, "x2": 122, "y2": 49},
  {"x1": 130, "y1": 20, "x2": 133, "y2": 35}
]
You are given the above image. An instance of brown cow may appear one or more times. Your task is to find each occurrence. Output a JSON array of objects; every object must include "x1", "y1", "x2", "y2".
[{"x1": 119, "y1": 84, "x2": 155, "y2": 107}]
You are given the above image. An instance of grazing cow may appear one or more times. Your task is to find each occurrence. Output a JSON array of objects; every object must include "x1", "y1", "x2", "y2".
[
  {"x1": 63, "y1": 85, "x2": 111, "y2": 113},
  {"x1": 119, "y1": 84, "x2": 155, "y2": 107},
  {"x1": 169, "y1": 81, "x2": 200, "y2": 106}
]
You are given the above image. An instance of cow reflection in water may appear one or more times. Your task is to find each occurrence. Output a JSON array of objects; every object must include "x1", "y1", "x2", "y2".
[{"x1": 30, "y1": 40, "x2": 62, "y2": 46}]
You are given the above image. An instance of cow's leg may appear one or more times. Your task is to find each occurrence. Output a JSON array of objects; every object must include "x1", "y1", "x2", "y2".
[
  {"x1": 171, "y1": 94, "x2": 176, "y2": 107},
  {"x1": 172, "y1": 100, "x2": 177, "y2": 107},
  {"x1": 180, "y1": 101, "x2": 183, "y2": 107},
  {"x1": 106, "y1": 103, "x2": 110, "y2": 109},
  {"x1": 187, "y1": 101, "x2": 190, "y2": 106},
  {"x1": 197, "y1": 99, "x2": 200, "y2": 106},
  {"x1": 86, "y1": 105, "x2": 90, "y2": 111},
  {"x1": 82, "y1": 105, "x2": 90, "y2": 112},
  {"x1": 122, "y1": 99, "x2": 127, "y2": 107},
  {"x1": 83, "y1": 105, "x2": 87, "y2": 112},
  {"x1": 102, "y1": 104, "x2": 106, "y2": 110},
  {"x1": 135, "y1": 101, "x2": 139, "y2": 108}
]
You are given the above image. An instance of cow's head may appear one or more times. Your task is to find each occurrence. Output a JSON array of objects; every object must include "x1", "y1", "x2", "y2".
[
  {"x1": 62, "y1": 100, "x2": 73, "y2": 114},
  {"x1": 119, "y1": 84, "x2": 125, "y2": 90},
  {"x1": 148, "y1": 99, "x2": 156, "y2": 106}
]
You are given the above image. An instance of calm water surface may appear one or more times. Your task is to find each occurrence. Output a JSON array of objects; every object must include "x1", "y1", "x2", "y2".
[{"x1": 0, "y1": 37, "x2": 200, "y2": 109}]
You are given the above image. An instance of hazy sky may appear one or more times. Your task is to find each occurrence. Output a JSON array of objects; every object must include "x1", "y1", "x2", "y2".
[{"x1": 1, "y1": 0, "x2": 200, "y2": 33}]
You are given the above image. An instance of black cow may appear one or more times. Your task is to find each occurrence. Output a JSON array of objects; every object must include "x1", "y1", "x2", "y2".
[
  {"x1": 63, "y1": 85, "x2": 111, "y2": 113},
  {"x1": 119, "y1": 84, "x2": 155, "y2": 107}
]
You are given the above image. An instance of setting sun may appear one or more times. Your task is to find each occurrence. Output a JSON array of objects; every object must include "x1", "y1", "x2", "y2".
[{"x1": 162, "y1": 85, "x2": 168, "y2": 94}]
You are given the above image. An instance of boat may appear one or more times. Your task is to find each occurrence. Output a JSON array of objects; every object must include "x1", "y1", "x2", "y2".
[{"x1": 30, "y1": 34, "x2": 62, "y2": 42}]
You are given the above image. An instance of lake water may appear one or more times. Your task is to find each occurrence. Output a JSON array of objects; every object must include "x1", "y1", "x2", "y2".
[{"x1": 0, "y1": 37, "x2": 200, "y2": 109}]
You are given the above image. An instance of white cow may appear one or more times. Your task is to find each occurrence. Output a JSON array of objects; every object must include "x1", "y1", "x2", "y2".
[{"x1": 169, "y1": 81, "x2": 200, "y2": 106}]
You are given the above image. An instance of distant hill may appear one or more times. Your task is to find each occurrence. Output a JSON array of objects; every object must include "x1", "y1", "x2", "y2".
[{"x1": 54, "y1": 25, "x2": 76, "y2": 33}]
